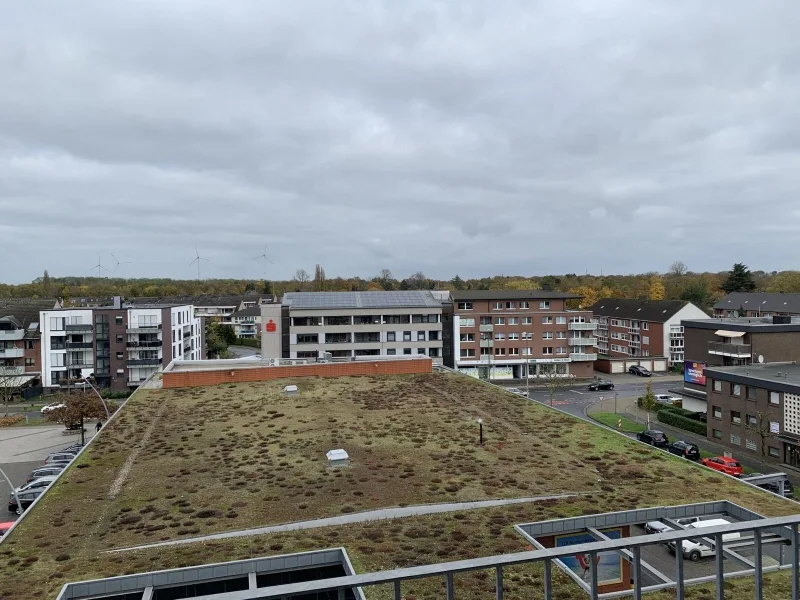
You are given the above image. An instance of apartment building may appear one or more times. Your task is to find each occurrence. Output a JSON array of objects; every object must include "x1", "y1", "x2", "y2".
[
  {"x1": 230, "y1": 307, "x2": 261, "y2": 339},
  {"x1": 0, "y1": 298, "x2": 59, "y2": 387},
  {"x1": 451, "y1": 291, "x2": 596, "y2": 380},
  {"x1": 261, "y1": 291, "x2": 443, "y2": 362},
  {"x1": 714, "y1": 292, "x2": 800, "y2": 318},
  {"x1": 703, "y1": 362, "x2": 800, "y2": 470},
  {"x1": 590, "y1": 299, "x2": 707, "y2": 366},
  {"x1": 40, "y1": 300, "x2": 203, "y2": 390}
]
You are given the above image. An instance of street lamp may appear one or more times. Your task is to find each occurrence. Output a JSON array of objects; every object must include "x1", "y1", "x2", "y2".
[
  {"x1": 0, "y1": 465, "x2": 21, "y2": 516},
  {"x1": 477, "y1": 418, "x2": 483, "y2": 445},
  {"x1": 79, "y1": 375, "x2": 110, "y2": 422}
]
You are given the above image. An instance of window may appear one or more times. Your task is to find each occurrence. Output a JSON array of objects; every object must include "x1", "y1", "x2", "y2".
[
  {"x1": 505, "y1": 302, "x2": 515, "y2": 309},
  {"x1": 556, "y1": 332, "x2": 566, "y2": 339},
  {"x1": 731, "y1": 410, "x2": 741, "y2": 425},
  {"x1": 730, "y1": 434, "x2": 741, "y2": 445},
  {"x1": 460, "y1": 349, "x2": 475, "y2": 358},
  {"x1": 493, "y1": 302, "x2": 503, "y2": 310},
  {"x1": 494, "y1": 347, "x2": 506, "y2": 356},
  {"x1": 731, "y1": 383, "x2": 741, "y2": 396},
  {"x1": 24, "y1": 340, "x2": 34, "y2": 349},
  {"x1": 556, "y1": 316, "x2": 566, "y2": 325},
  {"x1": 115, "y1": 316, "x2": 123, "y2": 325},
  {"x1": 494, "y1": 332, "x2": 505, "y2": 340},
  {"x1": 713, "y1": 406, "x2": 722, "y2": 419},
  {"x1": 747, "y1": 386, "x2": 757, "y2": 400},
  {"x1": 556, "y1": 347, "x2": 567, "y2": 355},
  {"x1": 542, "y1": 316, "x2": 553, "y2": 324},
  {"x1": 457, "y1": 302, "x2": 473, "y2": 310},
  {"x1": 417, "y1": 331, "x2": 426, "y2": 341},
  {"x1": 480, "y1": 317, "x2": 492, "y2": 325},
  {"x1": 642, "y1": 336, "x2": 649, "y2": 345},
  {"x1": 540, "y1": 301, "x2": 550, "y2": 309},
  {"x1": 325, "y1": 316, "x2": 351, "y2": 326},
  {"x1": 403, "y1": 348, "x2": 412, "y2": 355},
  {"x1": 429, "y1": 348, "x2": 440, "y2": 358},
  {"x1": 297, "y1": 334, "x2": 319, "y2": 344},
  {"x1": 417, "y1": 348, "x2": 426, "y2": 355},
  {"x1": 495, "y1": 317, "x2": 505, "y2": 325},
  {"x1": 522, "y1": 317, "x2": 532, "y2": 325},
  {"x1": 50, "y1": 353, "x2": 64, "y2": 367},
  {"x1": 519, "y1": 301, "x2": 530, "y2": 309},
  {"x1": 403, "y1": 331, "x2": 412, "y2": 342},
  {"x1": 542, "y1": 332, "x2": 553, "y2": 339},
  {"x1": 713, "y1": 379, "x2": 722, "y2": 392},
  {"x1": 384, "y1": 315, "x2": 411, "y2": 325},
  {"x1": 542, "y1": 347, "x2": 553, "y2": 355},
  {"x1": 49, "y1": 338, "x2": 64, "y2": 350},
  {"x1": 641, "y1": 322, "x2": 648, "y2": 330},
  {"x1": 116, "y1": 335, "x2": 124, "y2": 343},
  {"x1": 508, "y1": 317, "x2": 519, "y2": 325},
  {"x1": 770, "y1": 391, "x2": 780, "y2": 405},
  {"x1": 460, "y1": 333, "x2": 474, "y2": 342},
  {"x1": 769, "y1": 446, "x2": 780, "y2": 458},
  {"x1": 25, "y1": 357, "x2": 35, "y2": 367},
  {"x1": 387, "y1": 332, "x2": 396, "y2": 342},
  {"x1": 522, "y1": 332, "x2": 533, "y2": 340},
  {"x1": 412, "y1": 314, "x2": 439, "y2": 324},
  {"x1": 746, "y1": 439, "x2": 757, "y2": 451},
  {"x1": 508, "y1": 333, "x2": 519, "y2": 341},
  {"x1": 116, "y1": 352, "x2": 124, "y2": 360},
  {"x1": 712, "y1": 429, "x2": 722, "y2": 439},
  {"x1": 522, "y1": 348, "x2": 532, "y2": 356},
  {"x1": 508, "y1": 348, "x2": 519, "y2": 356},
  {"x1": 746, "y1": 414, "x2": 757, "y2": 427}
]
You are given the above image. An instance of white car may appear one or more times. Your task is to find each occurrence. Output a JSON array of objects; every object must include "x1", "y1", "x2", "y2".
[
  {"x1": 40, "y1": 403, "x2": 65, "y2": 414},
  {"x1": 667, "y1": 519, "x2": 740, "y2": 561},
  {"x1": 14, "y1": 475, "x2": 57, "y2": 494},
  {"x1": 506, "y1": 387, "x2": 528, "y2": 397},
  {"x1": 644, "y1": 516, "x2": 700, "y2": 534},
  {"x1": 655, "y1": 394, "x2": 682, "y2": 405}
]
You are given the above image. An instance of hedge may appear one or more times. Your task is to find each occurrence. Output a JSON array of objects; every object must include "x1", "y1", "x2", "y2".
[
  {"x1": 235, "y1": 338, "x2": 261, "y2": 349},
  {"x1": 659, "y1": 405, "x2": 696, "y2": 418},
  {"x1": 657, "y1": 408, "x2": 707, "y2": 436}
]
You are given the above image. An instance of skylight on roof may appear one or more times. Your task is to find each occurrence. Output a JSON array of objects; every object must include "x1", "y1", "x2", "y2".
[{"x1": 28, "y1": 322, "x2": 38, "y2": 330}]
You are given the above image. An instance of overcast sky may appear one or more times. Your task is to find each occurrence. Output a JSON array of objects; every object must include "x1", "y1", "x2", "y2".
[{"x1": 1, "y1": 1, "x2": 799, "y2": 283}]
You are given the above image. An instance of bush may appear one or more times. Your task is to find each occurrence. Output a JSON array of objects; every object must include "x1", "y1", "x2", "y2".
[
  {"x1": 235, "y1": 337, "x2": 261, "y2": 349},
  {"x1": 0, "y1": 414, "x2": 25, "y2": 427},
  {"x1": 660, "y1": 405, "x2": 705, "y2": 421},
  {"x1": 657, "y1": 409, "x2": 707, "y2": 436},
  {"x1": 100, "y1": 390, "x2": 130, "y2": 400}
]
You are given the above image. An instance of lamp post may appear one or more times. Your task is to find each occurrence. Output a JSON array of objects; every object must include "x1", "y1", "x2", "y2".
[
  {"x1": 79, "y1": 376, "x2": 110, "y2": 422},
  {"x1": 0, "y1": 465, "x2": 21, "y2": 516},
  {"x1": 477, "y1": 418, "x2": 483, "y2": 445}
]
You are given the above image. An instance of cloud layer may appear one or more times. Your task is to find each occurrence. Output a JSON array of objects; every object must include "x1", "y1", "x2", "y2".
[{"x1": 2, "y1": 1, "x2": 799, "y2": 282}]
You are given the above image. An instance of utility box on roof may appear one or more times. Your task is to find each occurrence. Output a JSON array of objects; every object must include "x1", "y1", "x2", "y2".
[{"x1": 326, "y1": 449, "x2": 349, "y2": 468}]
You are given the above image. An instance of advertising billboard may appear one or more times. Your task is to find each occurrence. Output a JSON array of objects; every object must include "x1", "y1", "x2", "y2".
[
  {"x1": 684, "y1": 361, "x2": 707, "y2": 386},
  {"x1": 555, "y1": 528, "x2": 623, "y2": 585}
]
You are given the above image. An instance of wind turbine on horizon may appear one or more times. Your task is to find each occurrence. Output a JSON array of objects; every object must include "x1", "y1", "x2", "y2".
[
  {"x1": 89, "y1": 254, "x2": 109, "y2": 278},
  {"x1": 189, "y1": 246, "x2": 210, "y2": 280},
  {"x1": 110, "y1": 253, "x2": 132, "y2": 276},
  {"x1": 253, "y1": 243, "x2": 274, "y2": 277}
]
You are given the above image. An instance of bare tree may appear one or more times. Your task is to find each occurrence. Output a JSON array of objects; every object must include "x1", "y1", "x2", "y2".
[
  {"x1": 293, "y1": 269, "x2": 310, "y2": 290},
  {"x1": 313, "y1": 264, "x2": 326, "y2": 291},
  {"x1": 45, "y1": 391, "x2": 110, "y2": 446},
  {"x1": 377, "y1": 269, "x2": 394, "y2": 290},
  {"x1": 538, "y1": 364, "x2": 573, "y2": 407},
  {"x1": 407, "y1": 271, "x2": 428, "y2": 290},
  {"x1": 668, "y1": 261, "x2": 688, "y2": 276},
  {"x1": 0, "y1": 368, "x2": 22, "y2": 416},
  {"x1": 746, "y1": 410, "x2": 779, "y2": 463}
]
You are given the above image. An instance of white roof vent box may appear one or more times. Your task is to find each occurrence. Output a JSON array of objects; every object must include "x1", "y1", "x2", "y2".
[
  {"x1": 326, "y1": 449, "x2": 350, "y2": 468},
  {"x1": 283, "y1": 384, "x2": 298, "y2": 394}
]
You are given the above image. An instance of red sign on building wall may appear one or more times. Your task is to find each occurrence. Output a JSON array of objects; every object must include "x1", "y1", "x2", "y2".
[{"x1": 265, "y1": 319, "x2": 277, "y2": 333}]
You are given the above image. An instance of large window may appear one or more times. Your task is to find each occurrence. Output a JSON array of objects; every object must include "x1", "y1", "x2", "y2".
[
  {"x1": 25, "y1": 358, "x2": 35, "y2": 367},
  {"x1": 494, "y1": 347, "x2": 506, "y2": 356},
  {"x1": 49, "y1": 317, "x2": 65, "y2": 331},
  {"x1": 403, "y1": 331, "x2": 412, "y2": 342},
  {"x1": 460, "y1": 318, "x2": 475, "y2": 327},
  {"x1": 460, "y1": 333, "x2": 474, "y2": 342},
  {"x1": 387, "y1": 349, "x2": 397, "y2": 356},
  {"x1": 542, "y1": 332, "x2": 553, "y2": 339},
  {"x1": 540, "y1": 301, "x2": 550, "y2": 309},
  {"x1": 542, "y1": 316, "x2": 553, "y2": 324},
  {"x1": 412, "y1": 314, "x2": 439, "y2": 323},
  {"x1": 731, "y1": 410, "x2": 741, "y2": 425},
  {"x1": 50, "y1": 338, "x2": 65, "y2": 350},
  {"x1": 505, "y1": 302, "x2": 515, "y2": 309},
  {"x1": 509, "y1": 348, "x2": 519, "y2": 356},
  {"x1": 354, "y1": 315, "x2": 380, "y2": 325},
  {"x1": 519, "y1": 301, "x2": 530, "y2": 309},
  {"x1": 770, "y1": 391, "x2": 780, "y2": 405},
  {"x1": 542, "y1": 347, "x2": 553, "y2": 355},
  {"x1": 50, "y1": 353, "x2": 64, "y2": 367},
  {"x1": 296, "y1": 334, "x2": 318, "y2": 344},
  {"x1": 493, "y1": 302, "x2": 503, "y2": 310},
  {"x1": 457, "y1": 302, "x2": 473, "y2": 311},
  {"x1": 508, "y1": 333, "x2": 519, "y2": 340},
  {"x1": 522, "y1": 317, "x2": 532, "y2": 325},
  {"x1": 417, "y1": 331, "x2": 426, "y2": 341},
  {"x1": 293, "y1": 316, "x2": 322, "y2": 327},
  {"x1": 555, "y1": 316, "x2": 566, "y2": 325},
  {"x1": 494, "y1": 332, "x2": 505, "y2": 340},
  {"x1": 325, "y1": 316, "x2": 351, "y2": 326},
  {"x1": 556, "y1": 332, "x2": 566, "y2": 339},
  {"x1": 508, "y1": 317, "x2": 519, "y2": 325},
  {"x1": 460, "y1": 349, "x2": 475, "y2": 358},
  {"x1": 480, "y1": 317, "x2": 492, "y2": 325},
  {"x1": 387, "y1": 332, "x2": 396, "y2": 342},
  {"x1": 495, "y1": 317, "x2": 505, "y2": 325},
  {"x1": 384, "y1": 315, "x2": 411, "y2": 324}
]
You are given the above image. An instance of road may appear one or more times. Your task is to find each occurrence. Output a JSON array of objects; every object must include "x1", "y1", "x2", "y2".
[{"x1": 227, "y1": 345, "x2": 258, "y2": 358}]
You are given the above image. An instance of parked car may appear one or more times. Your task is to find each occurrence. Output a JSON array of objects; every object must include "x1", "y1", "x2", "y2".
[
  {"x1": 45, "y1": 452, "x2": 76, "y2": 464},
  {"x1": 636, "y1": 429, "x2": 669, "y2": 448},
  {"x1": 655, "y1": 394, "x2": 682, "y2": 404},
  {"x1": 40, "y1": 402, "x2": 65, "y2": 414},
  {"x1": 644, "y1": 516, "x2": 701, "y2": 535},
  {"x1": 588, "y1": 380, "x2": 615, "y2": 391},
  {"x1": 629, "y1": 365, "x2": 651, "y2": 377},
  {"x1": 60, "y1": 443, "x2": 84, "y2": 453},
  {"x1": 8, "y1": 489, "x2": 44, "y2": 514},
  {"x1": 14, "y1": 476, "x2": 57, "y2": 494},
  {"x1": 506, "y1": 387, "x2": 528, "y2": 397},
  {"x1": 667, "y1": 519, "x2": 739, "y2": 561},
  {"x1": 667, "y1": 440, "x2": 700, "y2": 461},
  {"x1": 700, "y1": 456, "x2": 743, "y2": 477},
  {"x1": 0, "y1": 521, "x2": 14, "y2": 537},
  {"x1": 26, "y1": 465, "x2": 66, "y2": 483}
]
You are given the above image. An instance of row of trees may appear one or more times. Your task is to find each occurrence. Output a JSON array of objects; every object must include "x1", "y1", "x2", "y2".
[{"x1": 2, "y1": 262, "x2": 771, "y2": 312}]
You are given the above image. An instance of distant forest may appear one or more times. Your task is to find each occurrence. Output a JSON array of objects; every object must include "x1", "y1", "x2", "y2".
[{"x1": 3, "y1": 262, "x2": 798, "y2": 312}]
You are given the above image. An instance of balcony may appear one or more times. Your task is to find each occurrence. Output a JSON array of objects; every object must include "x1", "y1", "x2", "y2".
[
  {"x1": 65, "y1": 324, "x2": 93, "y2": 333},
  {"x1": 568, "y1": 322, "x2": 597, "y2": 331},
  {"x1": 127, "y1": 358, "x2": 163, "y2": 366},
  {"x1": 126, "y1": 324, "x2": 162, "y2": 333},
  {"x1": 479, "y1": 340, "x2": 494, "y2": 348},
  {"x1": 570, "y1": 352, "x2": 598, "y2": 361},
  {"x1": 66, "y1": 361, "x2": 94, "y2": 369},
  {"x1": 0, "y1": 366, "x2": 24, "y2": 376},
  {"x1": 127, "y1": 379, "x2": 148, "y2": 387},
  {"x1": 126, "y1": 341, "x2": 162, "y2": 348},
  {"x1": 0, "y1": 330, "x2": 25, "y2": 341},
  {"x1": 324, "y1": 336, "x2": 352, "y2": 344},
  {"x1": 183, "y1": 331, "x2": 191, "y2": 339},
  {"x1": 66, "y1": 342, "x2": 93, "y2": 349},
  {"x1": 0, "y1": 348, "x2": 24, "y2": 358},
  {"x1": 479, "y1": 324, "x2": 494, "y2": 333},
  {"x1": 568, "y1": 337, "x2": 597, "y2": 346},
  {"x1": 239, "y1": 319, "x2": 256, "y2": 325},
  {"x1": 708, "y1": 342, "x2": 752, "y2": 358}
]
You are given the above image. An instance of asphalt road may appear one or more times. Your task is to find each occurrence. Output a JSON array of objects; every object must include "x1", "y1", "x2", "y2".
[{"x1": 227, "y1": 345, "x2": 258, "y2": 358}]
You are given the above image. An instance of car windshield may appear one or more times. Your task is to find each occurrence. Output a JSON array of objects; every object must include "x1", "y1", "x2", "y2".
[
  {"x1": 654, "y1": 433, "x2": 665, "y2": 440},
  {"x1": 730, "y1": 461, "x2": 742, "y2": 467}
]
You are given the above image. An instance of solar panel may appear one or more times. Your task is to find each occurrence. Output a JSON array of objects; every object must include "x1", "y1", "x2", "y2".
[{"x1": 284, "y1": 291, "x2": 440, "y2": 310}]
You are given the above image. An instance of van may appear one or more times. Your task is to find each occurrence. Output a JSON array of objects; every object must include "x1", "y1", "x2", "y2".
[{"x1": 667, "y1": 519, "x2": 740, "y2": 561}]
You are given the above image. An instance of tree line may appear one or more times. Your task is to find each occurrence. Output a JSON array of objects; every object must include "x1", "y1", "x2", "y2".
[{"x1": 0, "y1": 262, "x2": 776, "y2": 312}]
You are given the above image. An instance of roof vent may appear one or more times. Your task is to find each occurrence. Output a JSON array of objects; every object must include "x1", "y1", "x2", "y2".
[
  {"x1": 326, "y1": 449, "x2": 349, "y2": 468},
  {"x1": 283, "y1": 384, "x2": 298, "y2": 394}
]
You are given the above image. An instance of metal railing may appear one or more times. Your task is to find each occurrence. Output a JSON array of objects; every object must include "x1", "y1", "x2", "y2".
[
  {"x1": 65, "y1": 342, "x2": 93, "y2": 349},
  {"x1": 569, "y1": 337, "x2": 597, "y2": 346},
  {"x1": 65, "y1": 324, "x2": 93, "y2": 332},
  {"x1": 0, "y1": 330, "x2": 25, "y2": 340},
  {"x1": 0, "y1": 347, "x2": 24, "y2": 358},
  {"x1": 568, "y1": 321, "x2": 597, "y2": 330},
  {"x1": 127, "y1": 358, "x2": 162, "y2": 366},
  {"x1": 126, "y1": 324, "x2": 162, "y2": 333},
  {"x1": 570, "y1": 352, "x2": 598, "y2": 361},
  {"x1": 708, "y1": 342, "x2": 752, "y2": 357},
  {"x1": 126, "y1": 341, "x2": 162, "y2": 348}
]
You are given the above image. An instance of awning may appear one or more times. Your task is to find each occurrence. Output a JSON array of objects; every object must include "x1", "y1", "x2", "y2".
[
  {"x1": 715, "y1": 330, "x2": 745, "y2": 338},
  {"x1": 0, "y1": 375, "x2": 36, "y2": 388}
]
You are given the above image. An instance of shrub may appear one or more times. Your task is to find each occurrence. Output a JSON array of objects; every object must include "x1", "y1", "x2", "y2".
[
  {"x1": 657, "y1": 409, "x2": 707, "y2": 436},
  {"x1": 0, "y1": 415, "x2": 25, "y2": 427}
]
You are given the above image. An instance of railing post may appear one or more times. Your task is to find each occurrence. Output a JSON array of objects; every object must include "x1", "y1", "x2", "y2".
[
  {"x1": 715, "y1": 533, "x2": 725, "y2": 600},
  {"x1": 589, "y1": 551, "x2": 599, "y2": 600},
  {"x1": 753, "y1": 529, "x2": 762, "y2": 600},
  {"x1": 792, "y1": 525, "x2": 799, "y2": 600},
  {"x1": 495, "y1": 566, "x2": 503, "y2": 600},
  {"x1": 632, "y1": 546, "x2": 643, "y2": 600},
  {"x1": 446, "y1": 572, "x2": 454, "y2": 600},
  {"x1": 338, "y1": 588, "x2": 345, "y2": 600},
  {"x1": 544, "y1": 559, "x2": 552, "y2": 600},
  {"x1": 394, "y1": 581, "x2": 401, "y2": 600},
  {"x1": 675, "y1": 542, "x2": 685, "y2": 600}
]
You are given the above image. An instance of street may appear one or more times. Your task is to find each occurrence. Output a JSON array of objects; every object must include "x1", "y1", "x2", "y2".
[{"x1": 227, "y1": 344, "x2": 258, "y2": 359}]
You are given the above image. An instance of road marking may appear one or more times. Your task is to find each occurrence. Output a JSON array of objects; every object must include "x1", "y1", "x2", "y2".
[{"x1": 569, "y1": 389, "x2": 585, "y2": 395}]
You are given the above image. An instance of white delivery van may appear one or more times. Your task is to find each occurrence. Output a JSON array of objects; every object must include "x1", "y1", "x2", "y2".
[{"x1": 667, "y1": 519, "x2": 740, "y2": 561}]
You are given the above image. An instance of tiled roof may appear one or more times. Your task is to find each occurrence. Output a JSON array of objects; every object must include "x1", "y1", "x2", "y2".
[
  {"x1": 714, "y1": 292, "x2": 800, "y2": 314},
  {"x1": 590, "y1": 298, "x2": 689, "y2": 323},
  {"x1": 0, "y1": 298, "x2": 59, "y2": 329},
  {"x1": 450, "y1": 290, "x2": 580, "y2": 300}
]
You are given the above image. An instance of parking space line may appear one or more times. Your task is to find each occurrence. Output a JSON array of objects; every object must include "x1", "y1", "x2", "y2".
[{"x1": 569, "y1": 389, "x2": 584, "y2": 395}]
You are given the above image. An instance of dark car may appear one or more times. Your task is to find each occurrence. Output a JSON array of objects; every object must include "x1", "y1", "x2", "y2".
[
  {"x1": 636, "y1": 429, "x2": 669, "y2": 448},
  {"x1": 667, "y1": 440, "x2": 700, "y2": 460},
  {"x1": 8, "y1": 489, "x2": 43, "y2": 514},
  {"x1": 588, "y1": 380, "x2": 615, "y2": 391},
  {"x1": 629, "y1": 365, "x2": 651, "y2": 377}
]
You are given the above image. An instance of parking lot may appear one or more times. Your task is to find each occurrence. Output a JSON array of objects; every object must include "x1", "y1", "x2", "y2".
[{"x1": 0, "y1": 425, "x2": 95, "y2": 521}]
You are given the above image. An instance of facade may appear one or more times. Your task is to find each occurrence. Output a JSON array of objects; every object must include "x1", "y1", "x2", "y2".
[
  {"x1": 40, "y1": 301, "x2": 203, "y2": 390},
  {"x1": 714, "y1": 292, "x2": 800, "y2": 318},
  {"x1": 261, "y1": 291, "x2": 444, "y2": 362},
  {"x1": 451, "y1": 290, "x2": 596, "y2": 380},
  {"x1": 703, "y1": 362, "x2": 800, "y2": 470},
  {"x1": 591, "y1": 299, "x2": 707, "y2": 366},
  {"x1": 231, "y1": 306, "x2": 261, "y2": 339}
]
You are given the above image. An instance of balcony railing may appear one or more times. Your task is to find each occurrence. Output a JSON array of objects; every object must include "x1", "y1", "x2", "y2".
[
  {"x1": 568, "y1": 337, "x2": 596, "y2": 346},
  {"x1": 126, "y1": 341, "x2": 162, "y2": 348},
  {"x1": 127, "y1": 358, "x2": 162, "y2": 366},
  {"x1": 66, "y1": 342, "x2": 93, "y2": 349},
  {"x1": 66, "y1": 361, "x2": 94, "y2": 369},
  {"x1": 479, "y1": 340, "x2": 494, "y2": 348},
  {"x1": 127, "y1": 379, "x2": 147, "y2": 387},
  {"x1": 570, "y1": 352, "x2": 598, "y2": 361},
  {"x1": 0, "y1": 366, "x2": 24, "y2": 376},
  {"x1": 0, "y1": 330, "x2": 25, "y2": 341},
  {"x1": 0, "y1": 348, "x2": 24, "y2": 358},
  {"x1": 568, "y1": 322, "x2": 597, "y2": 331},
  {"x1": 324, "y1": 338, "x2": 352, "y2": 344},
  {"x1": 65, "y1": 324, "x2": 93, "y2": 333},
  {"x1": 126, "y1": 324, "x2": 162, "y2": 333},
  {"x1": 708, "y1": 342, "x2": 752, "y2": 357}
]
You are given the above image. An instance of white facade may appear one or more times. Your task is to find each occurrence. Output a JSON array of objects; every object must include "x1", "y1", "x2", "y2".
[
  {"x1": 663, "y1": 303, "x2": 709, "y2": 366},
  {"x1": 40, "y1": 309, "x2": 94, "y2": 388},
  {"x1": 169, "y1": 305, "x2": 202, "y2": 363}
]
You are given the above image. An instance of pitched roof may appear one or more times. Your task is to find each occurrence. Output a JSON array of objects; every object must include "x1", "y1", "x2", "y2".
[
  {"x1": 450, "y1": 290, "x2": 580, "y2": 301},
  {"x1": 590, "y1": 298, "x2": 689, "y2": 323},
  {"x1": 714, "y1": 292, "x2": 800, "y2": 314},
  {"x1": 0, "y1": 298, "x2": 59, "y2": 329},
  {"x1": 231, "y1": 306, "x2": 261, "y2": 318},
  {"x1": 283, "y1": 291, "x2": 441, "y2": 310}
]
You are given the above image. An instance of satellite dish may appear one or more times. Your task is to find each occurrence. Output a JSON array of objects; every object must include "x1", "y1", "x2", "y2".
[{"x1": 758, "y1": 355, "x2": 764, "y2": 364}]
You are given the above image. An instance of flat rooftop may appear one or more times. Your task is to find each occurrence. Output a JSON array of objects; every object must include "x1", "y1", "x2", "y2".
[
  {"x1": 1, "y1": 373, "x2": 796, "y2": 600},
  {"x1": 282, "y1": 291, "x2": 442, "y2": 310},
  {"x1": 705, "y1": 362, "x2": 800, "y2": 387},
  {"x1": 683, "y1": 316, "x2": 800, "y2": 331}
]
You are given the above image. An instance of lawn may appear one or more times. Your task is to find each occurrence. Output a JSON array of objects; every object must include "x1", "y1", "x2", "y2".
[
  {"x1": 0, "y1": 372, "x2": 797, "y2": 600},
  {"x1": 590, "y1": 412, "x2": 645, "y2": 433}
]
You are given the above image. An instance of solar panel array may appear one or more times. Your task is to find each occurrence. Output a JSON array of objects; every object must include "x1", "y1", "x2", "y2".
[{"x1": 284, "y1": 291, "x2": 440, "y2": 310}]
